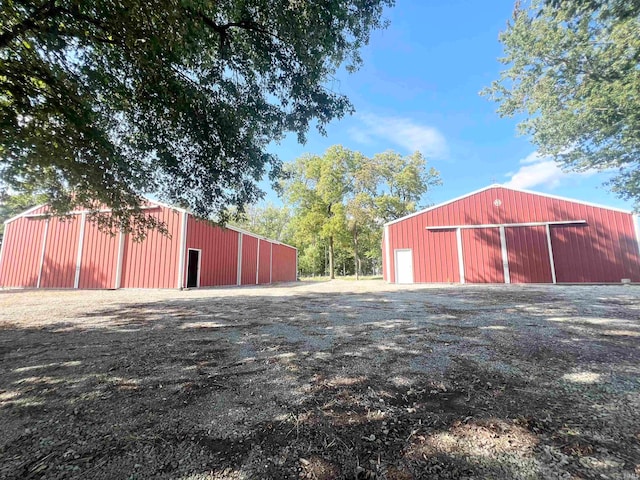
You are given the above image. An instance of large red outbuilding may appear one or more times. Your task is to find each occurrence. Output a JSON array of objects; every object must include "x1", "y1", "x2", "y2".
[
  {"x1": 0, "y1": 201, "x2": 297, "y2": 289},
  {"x1": 382, "y1": 185, "x2": 640, "y2": 284}
]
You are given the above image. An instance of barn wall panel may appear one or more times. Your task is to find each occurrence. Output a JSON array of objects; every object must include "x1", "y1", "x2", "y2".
[
  {"x1": 258, "y1": 240, "x2": 271, "y2": 284},
  {"x1": 462, "y1": 228, "x2": 504, "y2": 283},
  {"x1": 505, "y1": 226, "x2": 552, "y2": 283},
  {"x1": 120, "y1": 206, "x2": 181, "y2": 288},
  {"x1": 0, "y1": 217, "x2": 46, "y2": 287},
  {"x1": 387, "y1": 218, "x2": 459, "y2": 283},
  {"x1": 40, "y1": 216, "x2": 81, "y2": 288},
  {"x1": 185, "y1": 218, "x2": 239, "y2": 287},
  {"x1": 79, "y1": 219, "x2": 119, "y2": 289},
  {"x1": 241, "y1": 235, "x2": 258, "y2": 285},
  {"x1": 271, "y1": 244, "x2": 297, "y2": 282}
]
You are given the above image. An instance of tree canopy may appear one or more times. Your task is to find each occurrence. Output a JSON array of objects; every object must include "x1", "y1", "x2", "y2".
[
  {"x1": 0, "y1": 0, "x2": 393, "y2": 232},
  {"x1": 278, "y1": 146, "x2": 440, "y2": 278},
  {"x1": 483, "y1": 0, "x2": 640, "y2": 207}
]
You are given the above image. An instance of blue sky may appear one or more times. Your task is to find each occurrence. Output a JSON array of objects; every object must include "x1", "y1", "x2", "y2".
[{"x1": 262, "y1": 0, "x2": 633, "y2": 211}]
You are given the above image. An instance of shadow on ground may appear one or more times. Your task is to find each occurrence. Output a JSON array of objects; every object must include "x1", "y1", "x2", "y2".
[{"x1": 1, "y1": 284, "x2": 639, "y2": 479}]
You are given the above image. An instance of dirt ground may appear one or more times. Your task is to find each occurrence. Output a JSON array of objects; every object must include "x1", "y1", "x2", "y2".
[{"x1": 1, "y1": 280, "x2": 639, "y2": 480}]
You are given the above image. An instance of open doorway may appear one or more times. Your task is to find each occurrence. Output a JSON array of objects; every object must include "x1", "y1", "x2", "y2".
[{"x1": 187, "y1": 249, "x2": 201, "y2": 288}]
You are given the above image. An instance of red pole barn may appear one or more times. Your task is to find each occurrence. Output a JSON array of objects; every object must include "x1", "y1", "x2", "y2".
[
  {"x1": 382, "y1": 185, "x2": 640, "y2": 284},
  {"x1": 0, "y1": 200, "x2": 297, "y2": 289}
]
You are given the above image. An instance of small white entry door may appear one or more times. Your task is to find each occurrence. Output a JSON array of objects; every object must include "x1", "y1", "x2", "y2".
[{"x1": 395, "y1": 249, "x2": 414, "y2": 284}]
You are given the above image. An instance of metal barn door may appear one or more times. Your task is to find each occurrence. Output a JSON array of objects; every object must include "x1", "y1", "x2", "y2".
[{"x1": 395, "y1": 249, "x2": 414, "y2": 284}]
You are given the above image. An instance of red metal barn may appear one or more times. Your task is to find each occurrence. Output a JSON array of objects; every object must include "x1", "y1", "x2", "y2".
[
  {"x1": 0, "y1": 201, "x2": 297, "y2": 289},
  {"x1": 382, "y1": 185, "x2": 640, "y2": 284}
]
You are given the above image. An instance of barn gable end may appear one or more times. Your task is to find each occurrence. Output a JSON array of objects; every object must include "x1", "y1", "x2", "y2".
[{"x1": 383, "y1": 185, "x2": 640, "y2": 284}]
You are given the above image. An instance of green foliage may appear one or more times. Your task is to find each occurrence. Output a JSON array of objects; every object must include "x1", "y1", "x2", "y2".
[
  {"x1": 483, "y1": 0, "x2": 640, "y2": 207},
  {"x1": 281, "y1": 145, "x2": 440, "y2": 277},
  {"x1": 0, "y1": 0, "x2": 393, "y2": 233},
  {"x1": 230, "y1": 203, "x2": 293, "y2": 244}
]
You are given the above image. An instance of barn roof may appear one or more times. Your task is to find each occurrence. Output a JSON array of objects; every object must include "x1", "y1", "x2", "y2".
[{"x1": 384, "y1": 184, "x2": 634, "y2": 227}]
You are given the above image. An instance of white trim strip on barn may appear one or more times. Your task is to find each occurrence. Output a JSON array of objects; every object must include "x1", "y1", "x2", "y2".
[
  {"x1": 426, "y1": 220, "x2": 586, "y2": 230},
  {"x1": 177, "y1": 211, "x2": 188, "y2": 289},
  {"x1": 456, "y1": 227, "x2": 465, "y2": 284},
  {"x1": 74, "y1": 213, "x2": 87, "y2": 289},
  {"x1": 384, "y1": 184, "x2": 632, "y2": 227},
  {"x1": 0, "y1": 222, "x2": 8, "y2": 280},
  {"x1": 36, "y1": 219, "x2": 49, "y2": 288},
  {"x1": 237, "y1": 233, "x2": 243, "y2": 286},
  {"x1": 499, "y1": 226, "x2": 510, "y2": 284},
  {"x1": 115, "y1": 230, "x2": 125, "y2": 289},
  {"x1": 545, "y1": 224, "x2": 557, "y2": 284},
  {"x1": 256, "y1": 238, "x2": 260, "y2": 285},
  {"x1": 634, "y1": 215, "x2": 640, "y2": 258}
]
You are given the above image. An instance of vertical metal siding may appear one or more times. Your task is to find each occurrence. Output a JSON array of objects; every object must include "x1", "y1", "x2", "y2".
[
  {"x1": 258, "y1": 240, "x2": 272, "y2": 284},
  {"x1": 0, "y1": 217, "x2": 46, "y2": 287},
  {"x1": 185, "y1": 217, "x2": 239, "y2": 287},
  {"x1": 271, "y1": 243, "x2": 297, "y2": 282},
  {"x1": 387, "y1": 186, "x2": 640, "y2": 283},
  {"x1": 40, "y1": 216, "x2": 81, "y2": 288},
  {"x1": 241, "y1": 235, "x2": 258, "y2": 285},
  {"x1": 505, "y1": 226, "x2": 552, "y2": 283},
  {"x1": 120, "y1": 207, "x2": 181, "y2": 288},
  {"x1": 462, "y1": 228, "x2": 504, "y2": 283},
  {"x1": 79, "y1": 219, "x2": 119, "y2": 289}
]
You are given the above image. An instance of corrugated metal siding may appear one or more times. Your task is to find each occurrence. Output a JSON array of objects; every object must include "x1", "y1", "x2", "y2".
[
  {"x1": 258, "y1": 240, "x2": 271, "y2": 284},
  {"x1": 186, "y1": 217, "x2": 239, "y2": 287},
  {"x1": 386, "y1": 186, "x2": 640, "y2": 283},
  {"x1": 505, "y1": 226, "x2": 552, "y2": 283},
  {"x1": 79, "y1": 219, "x2": 119, "y2": 289},
  {"x1": 271, "y1": 243, "x2": 297, "y2": 282},
  {"x1": 0, "y1": 217, "x2": 46, "y2": 287},
  {"x1": 387, "y1": 215, "x2": 459, "y2": 283},
  {"x1": 40, "y1": 216, "x2": 81, "y2": 288},
  {"x1": 462, "y1": 228, "x2": 504, "y2": 283},
  {"x1": 241, "y1": 234, "x2": 258, "y2": 285},
  {"x1": 120, "y1": 206, "x2": 181, "y2": 288}
]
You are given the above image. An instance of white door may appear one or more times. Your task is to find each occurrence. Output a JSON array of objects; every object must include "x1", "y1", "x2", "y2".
[{"x1": 395, "y1": 249, "x2": 414, "y2": 284}]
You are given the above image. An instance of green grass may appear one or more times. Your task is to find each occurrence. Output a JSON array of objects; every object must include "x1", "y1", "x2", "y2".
[{"x1": 299, "y1": 275, "x2": 382, "y2": 282}]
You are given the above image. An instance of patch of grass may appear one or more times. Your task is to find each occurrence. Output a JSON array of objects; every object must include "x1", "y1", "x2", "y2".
[{"x1": 299, "y1": 275, "x2": 383, "y2": 282}]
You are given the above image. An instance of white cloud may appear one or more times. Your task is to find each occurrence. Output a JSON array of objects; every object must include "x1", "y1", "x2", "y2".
[
  {"x1": 350, "y1": 113, "x2": 448, "y2": 158},
  {"x1": 504, "y1": 152, "x2": 597, "y2": 189}
]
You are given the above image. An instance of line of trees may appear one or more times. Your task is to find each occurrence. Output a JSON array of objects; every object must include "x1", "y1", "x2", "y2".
[{"x1": 232, "y1": 145, "x2": 441, "y2": 278}]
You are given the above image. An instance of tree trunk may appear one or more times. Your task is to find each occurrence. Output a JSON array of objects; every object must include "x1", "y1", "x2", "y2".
[
  {"x1": 353, "y1": 224, "x2": 359, "y2": 281},
  {"x1": 328, "y1": 236, "x2": 335, "y2": 279}
]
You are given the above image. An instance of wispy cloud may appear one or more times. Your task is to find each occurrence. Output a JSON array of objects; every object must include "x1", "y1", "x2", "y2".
[
  {"x1": 349, "y1": 113, "x2": 448, "y2": 158},
  {"x1": 504, "y1": 152, "x2": 597, "y2": 189}
]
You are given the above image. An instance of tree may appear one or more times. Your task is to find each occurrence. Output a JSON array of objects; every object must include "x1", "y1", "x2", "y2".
[
  {"x1": 282, "y1": 146, "x2": 355, "y2": 279},
  {"x1": 230, "y1": 203, "x2": 293, "y2": 244},
  {"x1": 483, "y1": 0, "x2": 640, "y2": 207},
  {"x1": 370, "y1": 150, "x2": 442, "y2": 223},
  {"x1": 0, "y1": 0, "x2": 394, "y2": 233},
  {"x1": 282, "y1": 146, "x2": 441, "y2": 279}
]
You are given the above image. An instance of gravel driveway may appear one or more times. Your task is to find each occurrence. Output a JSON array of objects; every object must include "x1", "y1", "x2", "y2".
[{"x1": 1, "y1": 280, "x2": 639, "y2": 479}]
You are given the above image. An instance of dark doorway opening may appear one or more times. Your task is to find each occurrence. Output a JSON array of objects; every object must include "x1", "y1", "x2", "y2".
[{"x1": 187, "y1": 249, "x2": 200, "y2": 288}]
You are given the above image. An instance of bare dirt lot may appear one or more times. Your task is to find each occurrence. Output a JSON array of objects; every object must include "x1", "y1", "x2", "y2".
[{"x1": 1, "y1": 281, "x2": 639, "y2": 480}]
